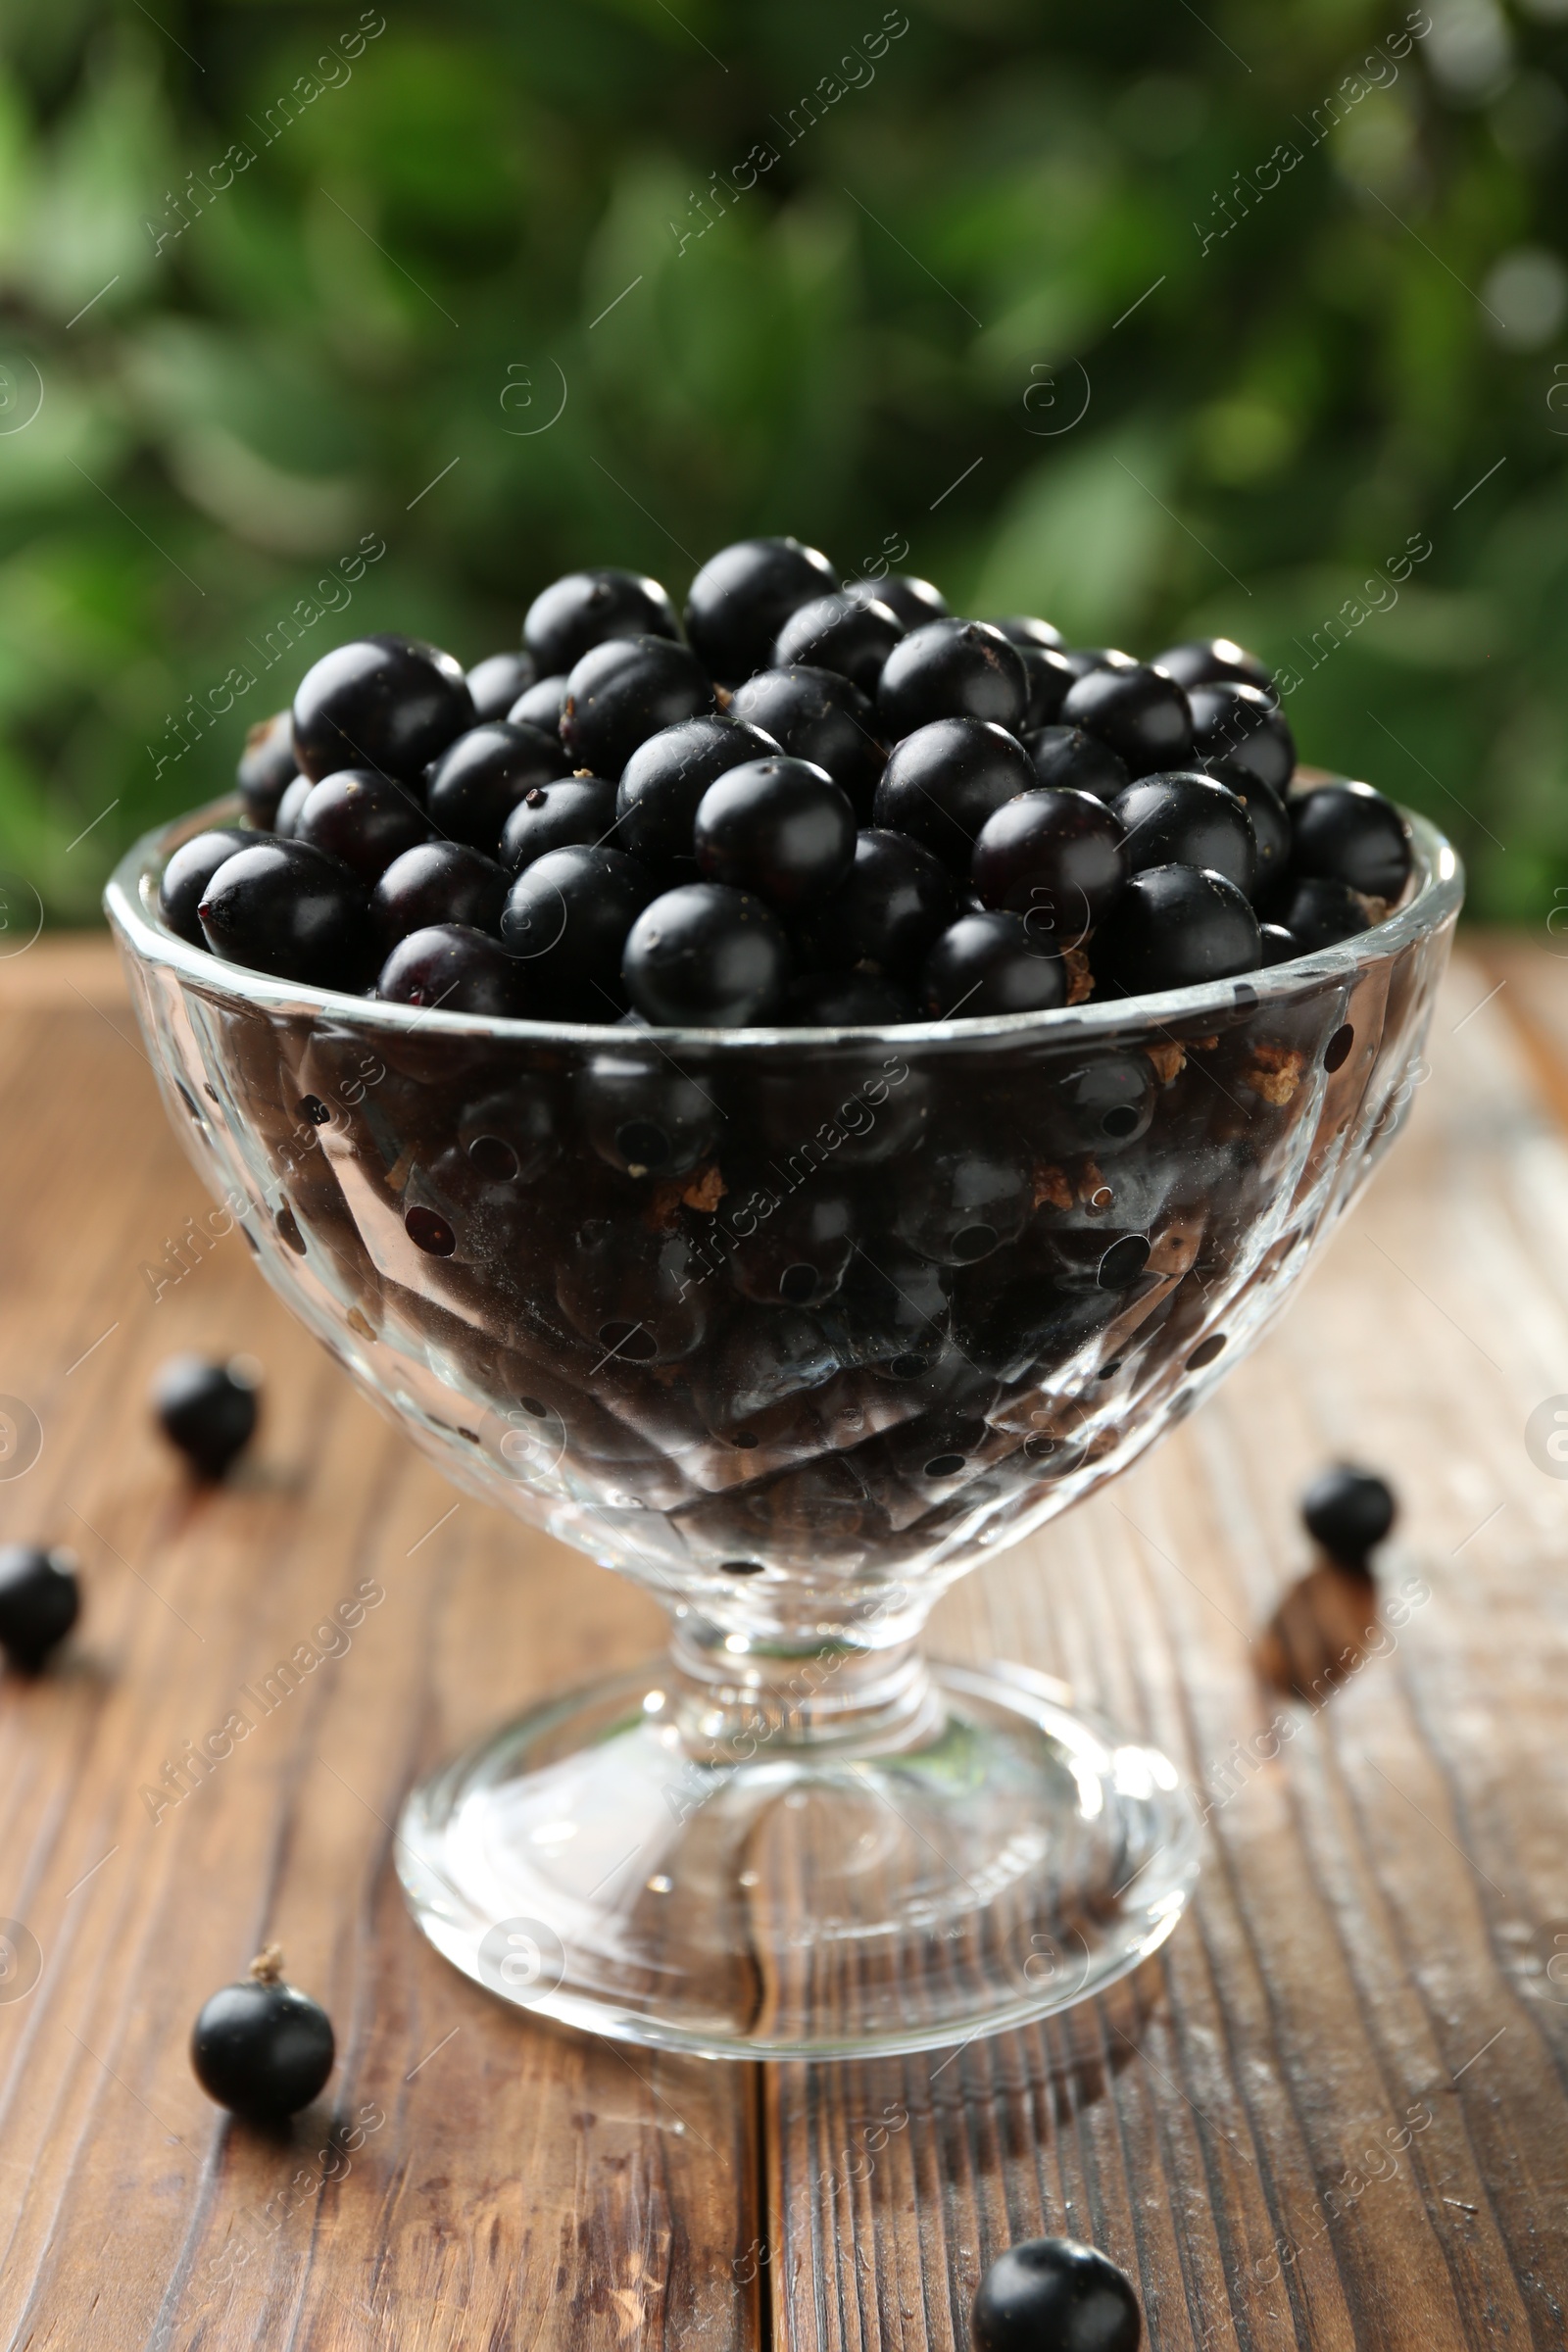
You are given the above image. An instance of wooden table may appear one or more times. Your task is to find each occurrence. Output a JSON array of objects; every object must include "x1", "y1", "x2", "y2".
[{"x1": 0, "y1": 932, "x2": 1564, "y2": 2351}]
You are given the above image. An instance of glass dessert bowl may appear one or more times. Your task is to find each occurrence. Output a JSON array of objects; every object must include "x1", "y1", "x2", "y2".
[{"x1": 108, "y1": 799, "x2": 1460, "y2": 2058}]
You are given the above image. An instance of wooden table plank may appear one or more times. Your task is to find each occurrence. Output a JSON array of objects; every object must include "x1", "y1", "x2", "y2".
[
  {"x1": 0, "y1": 944, "x2": 760, "y2": 2351},
  {"x1": 769, "y1": 941, "x2": 1568, "y2": 2352}
]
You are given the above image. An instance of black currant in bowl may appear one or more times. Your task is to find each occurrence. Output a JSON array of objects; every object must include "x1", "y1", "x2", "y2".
[
  {"x1": 774, "y1": 591, "x2": 905, "y2": 694},
  {"x1": 501, "y1": 775, "x2": 619, "y2": 873},
  {"x1": 501, "y1": 844, "x2": 660, "y2": 1019},
  {"x1": 971, "y1": 789, "x2": 1128, "y2": 942},
  {"x1": 198, "y1": 839, "x2": 373, "y2": 990},
  {"x1": 877, "y1": 618, "x2": 1029, "y2": 737},
  {"x1": 615, "y1": 716, "x2": 782, "y2": 880},
  {"x1": 1021, "y1": 725, "x2": 1130, "y2": 804},
  {"x1": 684, "y1": 535, "x2": 838, "y2": 680},
  {"x1": 297, "y1": 768, "x2": 434, "y2": 880},
  {"x1": 622, "y1": 883, "x2": 791, "y2": 1027},
  {"x1": 1290, "y1": 780, "x2": 1413, "y2": 902},
  {"x1": 694, "y1": 757, "x2": 857, "y2": 913},
  {"x1": 920, "y1": 910, "x2": 1068, "y2": 1018},
  {"x1": 1094, "y1": 864, "x2": 1261, "y2": 996},
  {"x1": 377, "y1": 924, "x2": 532, "y2": 1018},
  {"x1": 236, "y1": 710, "x2": 299, "y2": 829},
  {"x1": 873, "y1": 718, "x2": 1035, "y2": 872},
  {"x1": 1188, "y1": 681, "x2": 1294, "y2": 792},
  {"x1": 727, "y1": 666, "x2": 884, "y2": 817},
  {"x1": 371, "y1": 841, "x2": 511, "y2": 946},
  {"x1": 1154, "y1": 634, "x2": 1273, "y2": 694},
  {"x1": 160, "y1": 826, "x2": 254, "y2": 946},
  {"x1": 292, "y1": 634, "x2": 472, "y2": 786},
  {"x1": 849, "y1": 572, "x2": 948, "y2": 628},
  {"x1": 466, "y1": 649, "x2": 537, "y2": 722},
  {"x1": 563, "y1": 636, "x2": 715, "y2": 779},
  {"x1": 1110, "y1": 772, "x2": 1255, "y2": 896},
  {"x1": 524, "y1": 566, "x2": 681, "y2": 673},
  {"x1": 801, "y1": 827, "x2": 955, "y2": 980},
  {"x1": 1060, "y1": 662, "x2": 1194, "y2": 778},
  {"x1": 426, "y1": 721, "x2": 571, "y2": 853}
]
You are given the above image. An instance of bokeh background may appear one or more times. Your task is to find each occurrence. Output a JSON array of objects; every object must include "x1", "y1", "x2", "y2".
[{"x1": 0, "y1": 0, "x2": 1565, "y2": 925}]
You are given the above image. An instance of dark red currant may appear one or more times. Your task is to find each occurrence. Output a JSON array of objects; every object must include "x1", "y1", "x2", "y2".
[
  {"x1": 622, "y1": 883, "x2": 792, "y2": 1027},
  {"x1": 877, "y1": 618, "x2": 1029, "y2": 736},
  {"x1": 292, "y1": 634, "x2": 471, "y2": 785},
  {"x1": 684, "y1": 536, "x2": 838, "y2": 679}
]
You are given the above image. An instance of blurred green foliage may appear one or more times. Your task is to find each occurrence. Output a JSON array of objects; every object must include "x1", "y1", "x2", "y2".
[{"x1": 0, "y1": 0, "x2": 1565, "y2": 923}]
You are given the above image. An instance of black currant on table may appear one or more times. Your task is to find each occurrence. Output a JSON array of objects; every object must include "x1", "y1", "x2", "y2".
[
  {"x1": 500, "y1": 774, "x2": 619, "y2": 874},
  {"x1": 523, "y1": 566, "x2": 681, "y2": 674},
  {"x1": 297, "y1": 768, "x2": 433, "y2": 880},
  {"x1": 508, "y1": 674, "x2": 569, "y2": 735},
  {"x1": 801, "y1": 827, "x2": 956, "y2": 981},
  {"x1": 371, "y1": 840, "x2": 511, "y2": 947},
  {"x1": 153, "y1": 1353, "x2": 260, "y2": 1481},
  {"x1": 562, "y1": 635, "x2": 715, "y2": 779},
  {"x1": 501, "y1": 844, "x2": 660, "y2": 1019},
  {"x1": 877, "y1": 618, "x2": 1029, "y2": 737},
  {"x1": 684, "y1": 535, "x2": 838, "y2": 679},
  {"x1": 0, "y1": 1544, "x2": 80, "y2": 1673},
  {"x1": 191, "y1": 1946, "x2": 335, "y2": 2123},
  {"x1": 848, "y1": 572, "x2": 948, "y2": 628},
  {"x1": 615, "y1": 716, "x2": 782, "y2": 879},
  {"x1": 1094, "y1": 864, "x2": 1262, "y2": 996},
  {"x1": 694, "y1": 756, "x2": 857, "y2": 913},
  {"x1": 774, "y1": 590, "x2": 905, "y2": 694},
  {"x1": 236, "y1": 710, "x2": 298, "y2": 829},
  {"x1": 376, "y1": 923, "x2": 532, "y2": 1018},
  {"x1": 727, "y1": 665, "x2": 884, "y2": 817},
  {"x1": 160, "y1": 827, "x2": 253, "y2": 946},
  {"x1": 1154, "y1": 634, "x2": 1274, "y2": 694},
  {"x1": 920, "y1": 911, "x2": 1068, "y2": 1019},
  {"x1": 1290, "y1": 780, "x2": 1413, "y2": 902},
  {"x1": 1300, "y1": 1463, "x2": 1397, "y2": 1564},
  {"x1": 873, "y1": 718, "x2": 1035, "y2": 871},
  {"x1": 198, "y1": 839, "x2": 373, "y2": 989},
  {"x1": 426, "y1": 720, "x2": 571, "y2": 853},
  {"x1": 1021, "y1": 725, "x2": 1130, "y2": 804},
  {"x1": 1060, "y1": 662, "x2": 1195, "y2": 778},
  {"x1": 971, "y1": 2236, "x2": 1143, "y2": 2352},
  {"x1": 1265, "y1": 874, "x2": 1372, "y2": 952},
  {"x1": 466, "y1": 649, "x2": 537, "y2": 722},
  {"x1": 292, "y1": 634, "x2": 472, "y2": 785},
  {"x1": 622, "y1": 883, "x2": 792, "y2": 1026},
  {"x1": 1110, "y1": 771, "x2": 1255, "y2": 896},
  {"x1": 1188, "y1": 681, "x2": 1295, "y2": 792},
  {"x1": 971, "y1": 788, "x2": 1128, "y2": 942}
]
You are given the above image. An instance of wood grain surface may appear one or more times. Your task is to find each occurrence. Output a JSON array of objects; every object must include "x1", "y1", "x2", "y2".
[{"x1": 0, "y1": 936, "x2": 1564, "y2": 2350}]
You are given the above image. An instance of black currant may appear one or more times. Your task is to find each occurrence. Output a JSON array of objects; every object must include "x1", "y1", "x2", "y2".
[
  {"x1": 1110, "y1": 772, "x2": 1255, "y2": 895},
  {"x1": 1188, "y1": 682, "x2": 1295, "y2": 792},
  {"x1": 774, "y1": 591, "x2": 905, "y2": 695},
  {"x1": 376, "y1": 923, "x2": 531, "y2": 1017},
  {"x1": 1203, "y1": 764, "x2": 1290, "y2": 891},
  {"x1": 198, "y1": 839, "x2": 373, "y2": 990},
  {"x1": 615, "y1": 716, "x2": 782, "y2": 878},
  {"x1": 292, "y1": 634, "x2": 472, "y2": 785},
  {"x1": 848, "y1": 573, "x2": 949, "y2": 628},
  {"x1": 694, "y1": 756, "x2": 857, "y2": 912},
  {"x1": 1265, "y1": 875, "x2": 1373, "y2": 952},
  {"x1": 370, "y1": 841, "x2": 510, "y2": 947},
  {"x1": 0, "y1": 1544, "x2": 80, "y2": 1672},
  {"x1": 891, "y1": 1131, "x2": 1031, "y2": 1264},
  {"x1": 508, "y1": 674, "x2": 569, "y2": 734},
  {"x1": 1053, "y1": 1055, "x2": 1154, "y2": 1152},
  {"x1": 684, "y1": 536, "x2": 838, "y2": 679},
  {"x1": 1061, "y1": 647, "x2": 1138, "y2": 678},
  {"x1": 575, "y1": 1051, "x2": 719, "y2": 1178},
  {"x1": 523, "y1": 567, "x2": 680, "y2": 673},
  {"x1": 989, "y1": 614, "x2": 1064, "y2": 652},
  {"x1": 1060, "y1": 663, "x2": 1195, "y2": 778},
  {"x1": 1300, "y1": 1463, "x2": 1397, "y2": 1562},
  {"x1": 562, "y1": 635, "x2": 715, "y2": 778},
  {"x1": 801, "y1": 827, "x2": 956, "y2": 981},
  {"x1": 622, "y1": 883, "x2": 792, "y2": 1026},
  {"x1": 715, "y1": 1165, "x2": 859, "y2": 1306},
  {"x1": 426, "y1": 721, "x2": 570, "y2": 855},
  {"x1": 1017, "y1": 644, "x2": 1076, "y2": 729},
  {"x1": 297, "y1": 768, "x2": 433, "y2": 880},
  {"x1": 236, "y1": 710, "x2": 298, "y2": 829},
  {"x1": 500, "y1": 774, "x2": 619, "y2": 873},
  {"x1": 776, "y1": 970, "x2": 917, "y2": 1025},
  {"x1": 877, "y1": 618, "x2": 1029, "y2": 737},
  {"x1": 1290, "y1": 781, "x2": 1412, "y2": 902},
  {"x1": 273, "y1": 775, "x2": 313, "y2": 839},
  {"x1": 1021, "y1": 725, "x2": 1130, "y2": 804},
  {"x1": 556, "y1": 1217, "x2": 708, "y2": 1361},
  {"x1": 971, "y1": 789, "x2": 1128, "y2": 942},
  {"x1": 466, "y1": 649, "x2": 537, "y2": 723},
  {"x1": 191, "y1": 1947, "x2": 335, "y2": 2122},
  {"x1": 1093, "y1": 864, "x2": 1261, "y2": 997},
  {"x1": 501, "y1": 844, "x2": 660, "y2": 1019},
  {"x1": 872, "y1": 718, "x2": 1035, "y2": 871},
  {"x1": 160, "y1": 827, "x2": 253, "y2": 947},
  {"x1": 153, "y1": 1353, "x2": 260, "y2": 1481},
  {"x1": 727, "y1": 665, "x2": 884, "y2": 817},
  {"x1": 972, "y1": 2236, "x2": 1142, "y2": 2352},
  {"x1": 920, "y1": 911, "x2": 1068, "y2": 1019},
  {"x1": 1154, "y1": 635, "x2": 1274, "y2": 695},
  {"x1": 1259, "y1": 921, "x2": 1298, "y2": 966}
]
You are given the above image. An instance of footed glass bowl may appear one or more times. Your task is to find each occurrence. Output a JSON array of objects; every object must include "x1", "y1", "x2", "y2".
[{"x1": 107, "y1": 799, "x2": 1460, "y2": 2057}]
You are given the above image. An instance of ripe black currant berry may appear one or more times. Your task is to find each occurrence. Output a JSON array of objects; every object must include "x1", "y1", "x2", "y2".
[
  {"x1": 236, "y1": 710, "x2": 298, "y2": 829},
  {"x1": 524, "y1": 567, "x2": 680, "y2": 673},
  {"x1": 972, "y1": 2236, "x2": 1142, "y2": 2352},
  {"x1": 508, "y1": 674, "x2": 568, "y2": 735},
  {"x1": 198, "y1": 840, "x2": 373, "y2": 990},
  {"x1": 877, "y1": 618, "x2": 1029, "y2": 736},
  {"x1": 800, "y1": 827, "x2": 955, "y2": 980},
  {"x1": 848, "y1": 572, "x2": 949, "y2": 628},
  {"x1": 873, "y1": 718, "x2": 1035, "y2": 871},
  {"x1": 191, "y1": 1947, "x2": 335, "y2": 2123},
  {"x1": 727, "y1": 666, "x2": 884, "y2": 817},
  {"x1": 1153, "y1": 635, "x2": 1274, "y2": 695},
  {"x1": 466, "y1": 650, "x2": 537, "y2": 722},
  {"x1": 920, "y1": 911, "x2": 1067, "y2": 1019},
  {"x1": 574, "y1": 1051, "x2": 718, "y2": 1178},
  {"x1": 273, "y1": 775, "x2": 313, "y2": 838},
  {"x1": 774, "y1": 591, "x2": 905, "y2": 695},
  {"x1": 1265, "y1": 874, "x2": 1373, "y2": 952},
  {"x1": 376, "y1": 923, "x2": 531, "y2": 1017},
  {"x1": 622, "y1": 883, "x2": 792, "y2": 1026},
  {"x1": 160, "y1": 827, "x2": 253, "y2": 946},
  {"x1": 1259, "y1": 921, "x2": 1298, "y2": 965},
  {"x1": 776, "y1": 969, "x2": 917, "y2": 1024},
  {"x1": 971, "y1": 789, "x2": 1128, "y2": 942},
  {"x1": 1300, "y1": 1463, "x2": 1396, "y2": 1562},
  {"x1": 1290, "y1": 781, "x2": 1412, "y2": 902},
  {"x1": 292, "y1": 634, "x2": 472, "y2": 785},
  {"x1": 296, "y1": 768, "x2": 433, "y2": 880},
  {"x1": 153, "y1": 1353, "x2": 260, "y2": 1481},
  {"x1": 1021, "y1": 725, "x2": 1130, "y2": 804},
  {"x1": 684, "y1": 536, "x2": 838, "y2": 679},
  {"x1": 615, "y1": 716, "x2": 782, "y2": 878},
  {"x1": 1094, "y1": 864, "x2": 1261, "y2": 996},
  {"x1": 1204, "y1": 765, "x2": 1290, "y2": 891},
  {"x1": 1110, "y1": 772, "x2": 1255, "y2": 895},
  {"x1": 1016, "y1": 644, "x2": 1076, "y2": 730},
  {"x1": 501, "y1": 844, "x2": 660, "y2": 1019},
  {"x1": 1188, "y1": 682, "x2": 1295, "y2": 792},
  {"x1": 562, "y1": 635, "x2": 715, "y2": 778},
  {"x1": 694, "y1": 756, "x2": 857, "y2": 912},
  {"x1": 990, "y1": 614, "x2": 1064, "y2": 652},
  {"x1": 1060, "y1": 662, "x2": 1195, "y2": 777},
  {"x1": 426, "y1": 721, "x2": 570, "y2": 854},
  {"x1": 500, "y1": 774, "x2": 618, "y2": 873},
  {"x1": 1061, "y1": 647, "x2": 1137, "y2": 679},
  {"x1": 0, "y1": 1545, "x2": 80, "y2": 1672},
  {"x1": 370, "y1": 841, "x2": 510, "y2": 947}
]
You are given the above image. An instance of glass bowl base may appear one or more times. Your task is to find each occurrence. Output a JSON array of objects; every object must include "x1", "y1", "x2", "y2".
[{"x1": 395, "y1": 1658, "x2": 1200, "y2": 2059}]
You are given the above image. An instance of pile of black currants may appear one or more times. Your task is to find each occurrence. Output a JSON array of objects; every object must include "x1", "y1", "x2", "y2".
[{"x1": 160, "y1": 538, "x2": 1413, "y2": 1025}]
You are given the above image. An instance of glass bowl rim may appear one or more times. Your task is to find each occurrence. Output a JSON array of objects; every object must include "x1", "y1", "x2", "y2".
[{"x1": 105, "y1": 791, "x2": 1463, "y2": 1054}]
